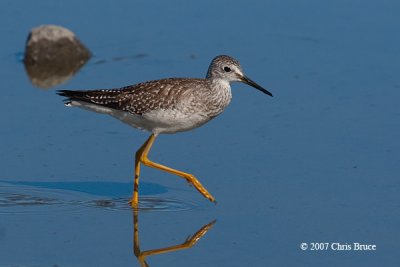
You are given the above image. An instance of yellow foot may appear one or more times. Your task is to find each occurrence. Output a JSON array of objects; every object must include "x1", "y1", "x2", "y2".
[
  {"x1": 207, "y1": 194, "x2": 216, "y2": 204},
  {"x1": 129, "y1": 198, "x2": 139, "y2": 208}
]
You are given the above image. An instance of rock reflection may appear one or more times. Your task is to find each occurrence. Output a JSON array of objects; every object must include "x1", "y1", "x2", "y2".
[
  {"x1": 23, "y1": 24, "x2": 91, "y2": 89},
  {"x1": 133, "y1": 210, "x2": 215, "y2": 267}
]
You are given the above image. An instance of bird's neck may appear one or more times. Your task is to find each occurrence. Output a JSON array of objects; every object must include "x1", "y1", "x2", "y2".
[{"x1": 203, "y1": 78, "x2": 232, "y2": 117}]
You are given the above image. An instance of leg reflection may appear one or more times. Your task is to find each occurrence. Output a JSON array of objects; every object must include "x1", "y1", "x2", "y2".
[{"x1": 133, "y1": 210, "x2": 216, "y2": 267}]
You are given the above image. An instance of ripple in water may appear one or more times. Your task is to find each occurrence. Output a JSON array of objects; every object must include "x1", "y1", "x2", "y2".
[
  {"x1": 0, "y1": 193, "x2": 61, "y2": 207},
  {"x1": 0, "y1": 183, "x2": 200, "y2": 214},
  {"x1": 84, "y1": 196, "x2": 200, "y2": 212},
  {"x1": 0, "y1": 182, "x2": 91, "y2": 214}
]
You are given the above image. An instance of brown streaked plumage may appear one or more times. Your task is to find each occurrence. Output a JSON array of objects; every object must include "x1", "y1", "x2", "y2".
[{"x1": 58, "y1": 55, "x2": 273, "y2": 207}]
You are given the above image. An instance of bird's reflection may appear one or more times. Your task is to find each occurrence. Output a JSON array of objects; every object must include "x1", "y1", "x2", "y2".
[{"x1": 133, "y1": 210, "x2": 216, "y2": 267}]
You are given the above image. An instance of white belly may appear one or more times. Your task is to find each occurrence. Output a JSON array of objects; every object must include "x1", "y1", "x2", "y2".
[
  {"x1": 113, "y1": 108, "x2": 212, "y2": 134},
  {"x1": 69, "y1": 100, "x2": 212, "y2": 134}
]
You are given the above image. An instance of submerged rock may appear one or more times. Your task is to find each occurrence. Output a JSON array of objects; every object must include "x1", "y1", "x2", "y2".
[{"x1": 24, "y1": 25, "x2": 91, "y2": 89}]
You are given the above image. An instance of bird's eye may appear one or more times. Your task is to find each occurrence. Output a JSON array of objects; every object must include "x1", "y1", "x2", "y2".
[{"x1": 223, "y1": 66, "x2": 231, "y2": 72}]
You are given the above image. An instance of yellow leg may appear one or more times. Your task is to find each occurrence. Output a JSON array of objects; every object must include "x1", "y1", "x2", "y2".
[
  {"x1": 129, "y1": 134, "x2": 215, "y2": 207},
  {"x1": 130, "y1": 135, "x2": 154, "y2": 207}
]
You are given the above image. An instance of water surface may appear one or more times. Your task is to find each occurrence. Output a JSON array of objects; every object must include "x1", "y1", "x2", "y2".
[{"x1": 1, "y1": 0, "x2": 400, "y2": 266}]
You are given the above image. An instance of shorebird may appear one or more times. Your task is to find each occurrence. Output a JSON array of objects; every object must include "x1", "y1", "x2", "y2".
[{"x1": 58, "y1": 55, "x2": 273, "y2": 207}]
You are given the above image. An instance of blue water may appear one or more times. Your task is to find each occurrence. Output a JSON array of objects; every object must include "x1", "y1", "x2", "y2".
[{"x1": 1, "y1": 0, "x2": 400, "y2": 266}]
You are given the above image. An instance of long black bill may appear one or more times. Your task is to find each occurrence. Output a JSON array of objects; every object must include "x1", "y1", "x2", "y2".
[{"x1": 241, "y1": 75, "x2": 273, "y2": 97}]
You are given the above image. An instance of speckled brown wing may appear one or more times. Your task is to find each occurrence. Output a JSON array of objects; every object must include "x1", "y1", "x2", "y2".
[{"x1": 58, "y1": 78, "x2": 205, "y2": 116}]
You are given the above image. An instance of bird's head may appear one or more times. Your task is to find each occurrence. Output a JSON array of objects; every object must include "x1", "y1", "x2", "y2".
[{"x1": 206, "y1": 55, "x2": 273, "y2": 97}]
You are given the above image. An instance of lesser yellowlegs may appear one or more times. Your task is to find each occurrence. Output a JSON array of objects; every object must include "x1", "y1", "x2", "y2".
[{"x1": 58, "y1": 55, "x2": 273, "y2": 207}]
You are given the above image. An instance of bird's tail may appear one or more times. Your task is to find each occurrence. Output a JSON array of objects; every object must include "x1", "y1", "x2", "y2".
[{"x1": 57, "y1": 89, "x2": 125, "y2": 114}]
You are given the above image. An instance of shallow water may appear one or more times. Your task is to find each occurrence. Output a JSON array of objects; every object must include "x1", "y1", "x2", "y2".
[{"x1": 1, "y1": 0, "x2": 400, "y2": 266}]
